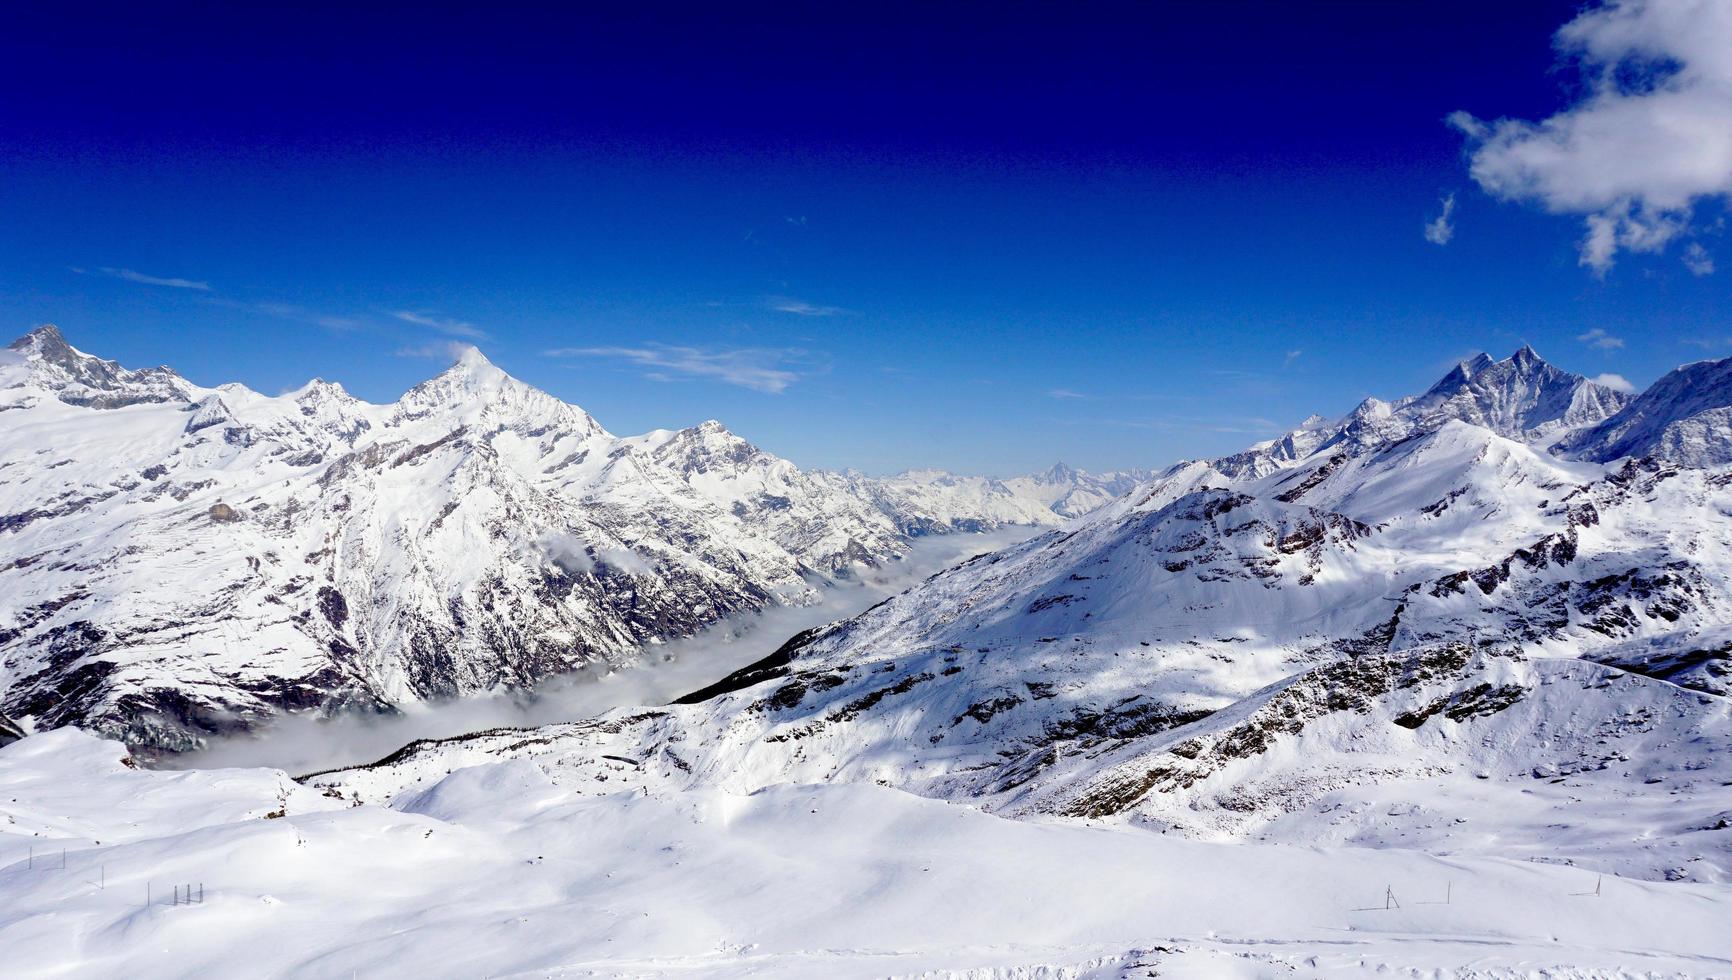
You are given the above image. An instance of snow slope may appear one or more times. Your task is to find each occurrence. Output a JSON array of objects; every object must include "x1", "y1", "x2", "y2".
[
  {"x1": 315, "y1": 347, "x2": 1732, "y2": 886},
  {"x1": 0, "y1": 326, "x2": 1136, "y2": 751},
  {"x1": 4, "y1": 729, "x2": 1730, "y2": 978}
]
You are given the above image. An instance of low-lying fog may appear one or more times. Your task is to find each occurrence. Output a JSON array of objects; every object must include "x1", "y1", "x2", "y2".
[{"x1": 171, "y1": 526, "x2": 1041, "y2": 776}]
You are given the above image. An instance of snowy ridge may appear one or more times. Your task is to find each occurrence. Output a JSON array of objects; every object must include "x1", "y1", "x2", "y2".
[
  {"x1": 319, "y1": 346, "x2": 1732, "y2": 886},
  {"x1": 0, "y1": 326, "x2": 1137, "y2": 750}
]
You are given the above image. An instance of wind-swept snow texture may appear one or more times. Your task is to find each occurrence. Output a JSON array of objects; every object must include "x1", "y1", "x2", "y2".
[
  {"x1": 320, "y1": 347, "x2": 1732, "y2": 889},
  {"x1": 3, "y1": 730, "x2": 1731, "y2": 978},
  {"x1": 0, "y1": 326, "x2": 1139, "y2": 751}
]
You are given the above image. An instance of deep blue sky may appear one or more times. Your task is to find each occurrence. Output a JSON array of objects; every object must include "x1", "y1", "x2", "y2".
[{"x1": 3, "y1": 2, "x2": 1727, "y2": 475}]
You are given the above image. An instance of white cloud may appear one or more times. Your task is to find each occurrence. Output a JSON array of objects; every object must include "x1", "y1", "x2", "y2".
[
  {"x1": 1282, "y1": 349, "x2": 1304, "y2": 368},
  {"x1": 1576, "y1": 327, "x2": 1626, "y2": 350},
  {"x1": 394, "y1": 311, "x2": 488, "y2": 339},
  {"x1": 1048, "y1": 388, "x2": 1089, "y2": 400},
  {"x1": 1683, "y1": 241, "x2": 1716, "y2": 275},
  {"x1": 1592, "y1": 372, "x2": 1636, "y2": 393},
  {"x1": 1424, "y1": 194, "x2": 1457, "y2": 245},
  {"x1": 546, "y1": 343, "x2": 813, "y2": 393},
  {"x1": 767, "y1": 296, "x2": 852, "y2": 317},
  {"x1": 1451, "y1": 0, "x2": 1732, "y2": 274},
  {"x1": 80, "y1": 266, "x2": 211, "y2": 290}
]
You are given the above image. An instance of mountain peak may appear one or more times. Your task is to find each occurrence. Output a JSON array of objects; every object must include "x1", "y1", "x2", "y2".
[
  {"x1": 447, "y1": 344, "x2": 505, "y2": 379},
  {"x1": 6, "y1": 324, "x2": 191, "y2": 408},
  {"x1": 407, "y1": 345, "x2": 513, "y2": 399},
  {"x1": 9, "y1": 323, "x2": 81, "y2": 366},
  {"x1": 1508, "y1": 344, "x2": 1545, "y2": 370},
  {"x1": 10, "y1": 322, "x2": 67, "y2": 348},
  {"x1": 1556, "y1": 354, "x2": 1732, "y2": 466},
  {"x1": 1039, "y1": 462, "x2": 1079, "y2": 483}
]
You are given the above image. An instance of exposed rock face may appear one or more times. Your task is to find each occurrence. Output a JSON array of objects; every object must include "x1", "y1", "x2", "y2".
[{"x1": 0, "y1": 327, "x2": 1140, "y2": 750}]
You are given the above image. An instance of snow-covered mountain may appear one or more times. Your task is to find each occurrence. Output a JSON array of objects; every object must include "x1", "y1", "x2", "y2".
[
  {"x1": 1557, "y1": 355, "x2": 1732, "y2": 466},
  {"x1": 0, "y1": 326, "x2": 1136, "y2": 750},
  {"x1": 320, "y1": 346, "x2": 1732, "y2": 884},
  {"x1": 1207, "y1": 345, "x2": 1629, "y2": 480}
]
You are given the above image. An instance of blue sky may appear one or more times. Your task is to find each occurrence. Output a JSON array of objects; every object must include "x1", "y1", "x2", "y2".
[{"x1": 4, "y1": 2, "x2": 1729, "y2": 475}]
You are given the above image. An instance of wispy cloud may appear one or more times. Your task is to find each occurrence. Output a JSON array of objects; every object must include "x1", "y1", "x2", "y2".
[
  {"x1": 203, "y1": 297, "x2": 359, "y2": 330},
  {"x1": 546, "y1": 343, "x2": 816, "y2": 393},
  {"x1": 1282, "y1": 349, "x2": 1303, "y2": 368},
  {"x1": 1576, "y1": 327, "x2": 1624, "y2": 350},
  {"x1": 1683, "y1": 242, "x2": 1716, "y2": 277},
  {"x1": 1048, "y1": 388, "x2": 1090, "y2": 400},
  {"x1": 766, "y1": 296, "x2": 853, "y2": 317},
  {"x1": 394, "y1": 310, "x2": 489, "y2": 339},
  {"x1": 395, "y1": 340, "x2": 473, "y2": 360},
  {"x1": 76, "y1": 266, "x2": 211, "y2": 290},
  {"x1": 1080, "y1": 415, "x2": 1283, "y2": 436},
  {"x1": 1423, "y1": 193, "x2": 1456, "y2": 245},
  {"x1": 1591, "y1": 372, "x2": 1635, "y2": 393},
  {"x1": 1683, "y1": 336, "x2": 1732, "y2": 350}
]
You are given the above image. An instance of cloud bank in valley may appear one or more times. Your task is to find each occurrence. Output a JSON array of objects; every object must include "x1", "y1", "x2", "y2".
[{"x1": 173, "y1": 528, "x2": 1040, "y2": 775}]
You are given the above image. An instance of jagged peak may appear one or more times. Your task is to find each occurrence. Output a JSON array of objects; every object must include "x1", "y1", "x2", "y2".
[
  {"x1": 8, "y1": 323, "x2": 70, "y2": 353},
  {"x1": 293, "y1": 377, "x2": 349, "y2": 398},
  {"x1": 1039, "y1": 462, "x2": 1079, "y2": 483},
  {"x1": 1508, "y1": 343, "x2": 1544, "y2": 369},
  {"x1": 1461, "y1": 351, "x2": 1495, "y2": 376},
  {"x1": 5, "y1": 324, "x2": 190, "y2": 408},
  {"x1": 10, "y1": 323, "x2": 95, "y2": 368}
]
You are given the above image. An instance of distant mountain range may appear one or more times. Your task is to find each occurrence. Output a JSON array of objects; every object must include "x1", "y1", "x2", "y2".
[
  {"x1": 321, "y1": 345, "x2": 1732, "y2": 883},
  {"x1": 0, "y1": 325, "x2": 1145, "y2": 749}
]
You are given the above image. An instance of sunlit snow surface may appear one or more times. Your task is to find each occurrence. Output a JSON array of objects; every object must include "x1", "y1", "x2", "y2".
[{"x1": 3, "y1": 729, "x2": 1730, "y2": 979}]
